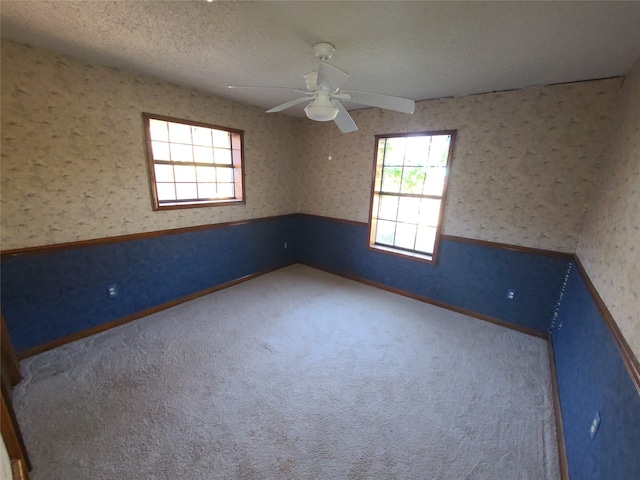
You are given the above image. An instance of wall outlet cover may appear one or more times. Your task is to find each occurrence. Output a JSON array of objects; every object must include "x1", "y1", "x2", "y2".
[{"x1": 590, "y1": 411, "x2": 601, "y2": 439}]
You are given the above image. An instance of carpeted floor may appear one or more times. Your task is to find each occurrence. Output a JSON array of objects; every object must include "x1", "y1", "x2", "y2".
[{"x1": 13, "y1": 265, "x2": 560, "y2": 479}]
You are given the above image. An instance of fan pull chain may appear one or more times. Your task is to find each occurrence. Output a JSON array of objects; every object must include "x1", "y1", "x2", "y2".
[{"x1": 328, "y1": 123, "x2": 333, "y2": 161}]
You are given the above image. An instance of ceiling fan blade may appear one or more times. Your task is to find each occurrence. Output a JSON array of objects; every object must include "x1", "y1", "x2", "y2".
[
  {"x1": 228, "y1": 85, "x2": 310, "y2": 95},
  {"x1": 339, "y1": 90, "x2": 415, "y2": 114},
  {"x1": 266, "y1": 95, "x2": 314, "y2": 113},
  {"x1": 317, "y1": 61, "x2": 349, "y2": 91},
  {"x1": 332, "y1": 101, "x2": 358, "y2": 133}
]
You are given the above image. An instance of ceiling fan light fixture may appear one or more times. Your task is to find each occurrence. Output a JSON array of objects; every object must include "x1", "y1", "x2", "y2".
[{"x1": 304, "y1": 94, "x2": 339, "y2": 122}]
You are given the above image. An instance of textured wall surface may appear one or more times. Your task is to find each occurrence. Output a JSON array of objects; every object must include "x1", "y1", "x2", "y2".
[
  {"x1": 576, "y1": 58, "x2": 640, "y2": 359},
  {"x1": 1, "y1": 40, "x2": 300, "y2": 250},
  {"x1": 552, "y1": 266, "x2": 640, "y2": 480},
  {"x1": 297, "y1": 79, "x2": 620, "y2": 252}
]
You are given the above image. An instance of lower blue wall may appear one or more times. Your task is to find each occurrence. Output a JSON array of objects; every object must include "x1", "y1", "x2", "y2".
[
  {"x1": 552, "y1": 265, "x2": 640, "y2": 479},
  {"x1": 297, "y1": 215, "x2": 571, "y2": 333},
  {"x1": 1, "y1": 216, "x2": 297, "y2": 352},
  {"x1": 2, "y1": 213, "x2": 571, "y2": 352}
]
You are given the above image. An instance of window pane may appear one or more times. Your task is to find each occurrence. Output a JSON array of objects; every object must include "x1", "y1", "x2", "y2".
[
  {"x1": 428, "y1": 135, "x2": 451, "y2": 166},
  {"x1": 395, "y1": 223, "x2": 417, "y2": 250},
  {"x1": 176, "y1": 183, "x2": 197, "y2": 200},
  {"x1": 156, "y1": 183, "x2": 176, "y2": 201},
  {"x1": 212, "y1": 130, "x2": 231, "y2": 148},
  {"x1": 378, "y1": 195, "x2": 399, "y2": 221},
  {"x1": 405, "y1": 136, "x2": 430, "y2": 166},
  {"x1": 191, "y1": 127, "x2": 212, "y2": 146},
  {"x1": 383, "y1": 138, "x2": 406, "y2": 166},
  {"x1": 154, "y1": 164, "x2": 174, "y2": 182},
  {"x1": 217, "y1": 183, "x2": 234, "y2": 198},
  {"x1": 149, "y1": 119, "x2": 168, "y2": 141},
  {"x1": 419, "y1": 199, "x2": 442, "y2": 227},
  {"x1": 196, "y1": 166, "x2": 215, "y2": 182},
  {"x1": 216, "y1": 167, "x2": 233, "y2": 182},
  {"x1": 198, "y1": 183, "x2": 216, "y2": 199},
  {"x1": 423, "y1": 167, "x2": 446, "y2": 196},
  {"x1": 400, "y1": 166, "x2": 426, "y2": 194},
  {"x1": 211, "y1": 130, "x2": 231, "y2": 148},
  {"x1": 377, "y1": 139, "x2": 386, "y2": 165},
  {"x1": 214, "y1": 148, "x2": 232, "y2": 165},
  {"x1": 397, "y1": 197, "x2": 420, "y2": 224},
  {"x1": 415, "y1": 226, "x2": 437, "y2": 254},
  {"x1": 170, "y1": 143, "x2": 193, "y2": 162},
  {"x1": 381, "y1": 167, "x2": 402, "y2": 193},
  {"x1": 375, "y1": 220, "x2": 396, "y2": 246},
  {"x1": 151, "y1": 141, "x2": 170, "y2": 161},
  {"x1": 174, "y1": 165, "x2": 197, "y2": 182},
  {"x1": 371, "y1": 194, "x2": 380, "y2": 220},
  {"x1": 193, "y1": 146, "x2": 214, "y2": 163},
  {"x1": 168, "y1": 122, "x2": 192, "y2": 144}
]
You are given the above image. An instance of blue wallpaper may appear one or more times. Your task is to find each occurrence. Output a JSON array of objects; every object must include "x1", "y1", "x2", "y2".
[
  {"x1": 1, "y1": 216, "x2": 297, "y2": 352},
  {"x1": 2, "y1": 214, "x2": 571, "y2": 353},
  {"x1": 297, "y1": 215, "x2": 571, "y2": 333},
  {"x1": 552, "y1": 266, "x2": 640, "y2": 480}
]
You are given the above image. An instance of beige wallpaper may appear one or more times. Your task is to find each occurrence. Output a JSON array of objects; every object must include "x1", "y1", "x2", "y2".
[
  {"x1": 1, "y1": 40, "x2": 300, "y2": 250},
  {"x1": 297, "y1": 78, "x2": 621, "y2": 252},
  {"x1": 576, "y1": 58, "x2": 640, "y2": 360}
]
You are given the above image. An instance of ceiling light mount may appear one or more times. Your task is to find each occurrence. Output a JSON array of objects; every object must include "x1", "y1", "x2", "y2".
[{"x1": 313, "y1": 42, "x2": 335, "y2": 61}]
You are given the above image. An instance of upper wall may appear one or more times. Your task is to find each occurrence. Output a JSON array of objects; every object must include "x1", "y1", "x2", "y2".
[
  {"x1": 576, "y1": 58, "x2": 640, "y2": 359},
  {"x1": 297, "y1": 78, "x2": 620, "y2": 252},
  {"x1": 0, "y1": 40, "x2": 300, "y2": 250}
]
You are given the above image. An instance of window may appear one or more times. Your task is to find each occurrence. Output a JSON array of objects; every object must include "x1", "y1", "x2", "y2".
[
  {"x1": 368, "y1": 130, "x2": 456, "y2": 263},
  {"x1": 142, "y1": 113, "x2": 245, "y2": 210}
]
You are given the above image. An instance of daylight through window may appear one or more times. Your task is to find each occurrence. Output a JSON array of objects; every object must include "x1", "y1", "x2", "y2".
[
  {"x1": 369, "y1": 131, "x2": 456, "y2": 262},
  {"x1": 143, "y1": 113, "x2": 244, "y2": 210}
]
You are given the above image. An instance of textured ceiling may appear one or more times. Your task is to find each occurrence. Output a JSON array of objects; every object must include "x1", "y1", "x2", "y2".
[{"x1": 2, "y1": 1, "x2": 640, "y2": 117}]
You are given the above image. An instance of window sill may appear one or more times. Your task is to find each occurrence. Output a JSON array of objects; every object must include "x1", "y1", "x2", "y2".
[
  {"x1": 368, "y1": 243, "x2": 437, "y2": 265},
  {"x1": 154, "y1": 199, "x2": 245, "y2": 211}
]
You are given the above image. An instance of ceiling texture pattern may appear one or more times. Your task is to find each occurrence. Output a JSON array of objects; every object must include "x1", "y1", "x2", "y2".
[{"x1": 1, "y1": 1, "x2": 640, "y2": 117}]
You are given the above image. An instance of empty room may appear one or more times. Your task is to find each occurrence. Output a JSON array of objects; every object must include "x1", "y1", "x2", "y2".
[{"x1": 1, "y1": 1, "x2": 639, "y2": 479}]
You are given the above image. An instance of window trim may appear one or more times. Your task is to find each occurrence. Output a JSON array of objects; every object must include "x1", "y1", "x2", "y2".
[
  {"x1": 367, "y1": 130, "x2": 457, "y2": 265},
  {"x1": 142, "y1": 112, "x2": 246, "y2": 211}
]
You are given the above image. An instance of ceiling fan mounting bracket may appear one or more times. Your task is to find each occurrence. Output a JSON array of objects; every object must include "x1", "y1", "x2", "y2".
[{"x1": 313, "y1": 42, "x2": 335, "y2": 61}]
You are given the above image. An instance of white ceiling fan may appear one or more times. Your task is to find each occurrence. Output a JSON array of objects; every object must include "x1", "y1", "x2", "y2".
[{"x1": 229, "y1": 42, "x2": 415, "y2": 133}]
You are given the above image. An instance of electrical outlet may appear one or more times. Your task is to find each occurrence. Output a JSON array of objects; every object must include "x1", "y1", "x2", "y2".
[
  {"x1": 590, "y1": 411, "x2": 601, "y2": 439},
  {"x1": 283, "y1": 242, "x2": 288, "y2": 249},
  {"x1": 108, "y1": 284, "x2": 118, "y2": 298},
  {"x1": 506, "y1": 289, "x2": 515, "y2": 300}
]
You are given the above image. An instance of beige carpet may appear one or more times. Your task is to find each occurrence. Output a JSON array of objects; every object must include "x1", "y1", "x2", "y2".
[{"x1": 13, "y1": 264, "x2": 560, "y2": 479}]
